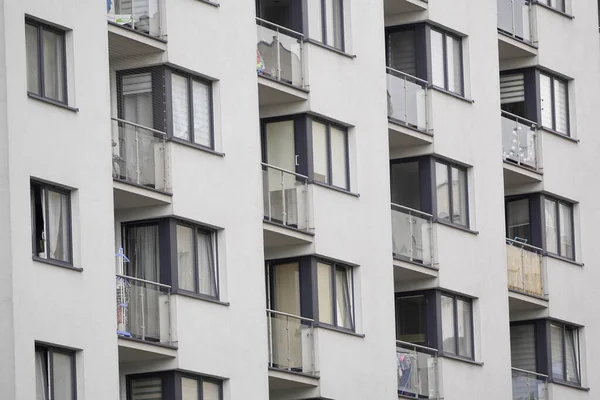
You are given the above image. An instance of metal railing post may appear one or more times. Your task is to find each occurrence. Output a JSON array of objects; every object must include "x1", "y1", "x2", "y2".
[
  {"x1": 280, "y1": 170, "x2": 287, "y2": 225},
  {"x1": 408, "y1": 210, "x2": 415, "y2": 262},
  {"x1": 285, "y1": 315, "x2": 291, "y2": 371},
  {"x1": 424, "y1": 86, "x2": 430, "y2": 132},
  {"x1": 167, "y1": 289, "x2": 172, "y2": 345},
  {"x1": 131, "y1": 0, "x2": 136, "y2": 30},
  {"x1": 304, "y1": 180, "x2": 309, "y2": 229},
  {"x1": 511, "y1": 0, "x2": 516, "y2": 36},
  {"x1": 134, "y1": 127, "x2": 141, "y2": 185},
  {"x1": 268, "y1": 311, "x2": 274, "y2": 367},
  {"x1": 403, "y1": 75, "x2": 408, "y2": 125},
  {"x1": 275, "y1": 31, "x2": 281, "y2": 81},
  {"x1": 140, "y1": 286, "x2": 146, "y2": 341},
  {"x1": 520, "y1": 246, "x2": 526, "y2": 292}
]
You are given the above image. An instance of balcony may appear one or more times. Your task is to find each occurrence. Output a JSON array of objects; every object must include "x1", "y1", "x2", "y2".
[
  {"x1": 387, "y1": 67, "x2": 432, "y2": 148},
  {"x1": 396, "y1": 341, "x2": 440, "y2": 399},
  {"x1": 107, "y1": 0, "x2": 166, "y2": 58},
  {"x1": 116, "y1": 274, "x2": 176, "y2": 362},
  {"x1": 111, "y1": 117, "x2": 172, "y2": 209},
  {"x1": 384, "y1": 0, "x2": 428, "y2": 15},
  {"x1": 256, "y1": 18, "x2": 308, "y2": 106},
  {"x1": 497, "y1": 0, "x2": 537, "y2": 59},
  {"x1": 262, "y1": 163, "x2": 313, "y2": 247},
  {"x1": 392, "y1": 204, "x2": 436, "y2": 280},
  {"x1": 506, "y1": 239, "x2": 548, "y2": 309},
  {"x1": 511, "y1": 368, "x2": 548, "y2": 400},
  {"x1": 501, "y1": 111, "x2": 542, "y2": 185}
]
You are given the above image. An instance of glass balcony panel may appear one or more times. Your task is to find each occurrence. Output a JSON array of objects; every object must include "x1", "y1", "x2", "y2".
[
  {"x1": 512, "y1": 368, "x2": 548, "y2": 400},
  {"x1": 497, "y1": 0, "x2": 532, "y2": 42},
  {"x1": 506, "y1": 240, "x2": 544, "y2": 297},
  {"x1": 391, "y1": 204, "x2": 433, "y2": 266},
  {"x1": 397, "y1": 341, "x2": 439, "y2": 399},
  {"x1": 386, "y1": 68, "x2": 428, "y2": 131},
  {"x1": 107, "y1": 0, "x2": 162, "y2": 37},
  {"x1": 501, "y1": 113, "x2": 538, "y2": 170},
  {"x1": 267, "y1": 310, "x2": 316, "y2": 375},
  {"x1": 262, "y1": 164, "x2": 309, "y2": 231},
  {"x1": 256, "y1": 20, "x2": 304, "y2": 88}
]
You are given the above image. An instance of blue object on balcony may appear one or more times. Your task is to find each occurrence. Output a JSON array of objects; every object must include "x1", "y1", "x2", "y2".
[
  {"x1": 107, "y1": 0, "x2": 112, "y2": 12},
  {"x1": 117, "y1": 330, "x2": 132, "y2": 338}
]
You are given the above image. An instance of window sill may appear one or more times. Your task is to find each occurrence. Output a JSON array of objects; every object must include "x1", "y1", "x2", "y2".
[
  {"x1": 551, "y1": 380, "x2": 589, "y2": 392},
  {"x1": 33, "y1": 257, "x2": 83, "y2": 272},
  {"x1": 315, "y1": 323, "x2": 365, "y2": 338},
  {"x1": 195, "y1": 0, "x2": 219, "y2": 7},
  {"x1": 313, "y1": 181, "x2": 359, "y2": 197},
  {"x1": 544, "y1": 253, "x2": 583, "y2": 267},
  {"x1": 539, "y1": 127, "x2": 579, "y2": 143},
  {"x1": 430, "y1": 86, "x2": 474, "y2": 104},
  {"x1": 533, "y1": 2, "x2": 574, "y2": 19},
  {"x1": 304, "y1": 38, "x2": 356, "y2": 59},
  {"x1": 440, "y1": 352, "x2": 483, "y2": 366},
  {"x1": 433, "y1": 219, "x2": 479, "y2": 235},
  {"x1": 168, "y1": 137, "x2": 225, "y2": 157},
  {"x1": 27, "y1": 93, "x2": 79, "y2": 112},
  {"x1": 173, "y1": 291, "x2": 230, "y2": 306}
]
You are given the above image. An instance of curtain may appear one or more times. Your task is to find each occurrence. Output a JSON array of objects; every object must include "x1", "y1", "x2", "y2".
[
  {"x1": 35, "y1": 350, "x2": 48, "y2": 400},
  {"x1": 202, "y1": 382, "x2": 220, "y2": 400},
  {"x1": 559, "y1": 203, "x2": 573, "y2": 259},
  {"x1": 171, "y1": 74, "x2": 190, "y2": 140},
  {"x1": 554, "y1": 79, "x2": 568, "y2": 134},
  {"x1": 451, "y1": 167, "x2": 467, "y2": 226},
  {"x1": 272, "y1": 263, "x2": 301, "y2": 369},
  {"x1": 25, "y1": 24, "x2": 40, "y2": 94},
  {"x1": 550, "y1": 324, "x2": 564, "y2": 380},
  {"x1": 177, "y1": 225, "x2": 195, "y2": 292},
  {"x1": 192, "y1": 80, "x2": 211, "y2": 148},
  {"x1": 330, "y1": 126, "x2": 348, "y2": 189},
  {"x1": 435, "y1": 162, "x2": 450, "y2": 221},
  {"x1": 441, "y1": 295, "x2": 456, "y2": 354},
  {"x1": 335, "y1": 267, "x2": 353, "y2": 329},
  {"x1": 52, "y1": 352, "x2": 74, "y2": 400},
  {"x1": 446, "y1": 35, "x2": 463, "y2": 95},
  {"x1": 540, "y1": 74, "x2": 553, "y2": 129},
  {"x1": 325, "y1": 0, "x2": 344, "y2": 50},
  {"x1": 197, "y1": 230, "x2": 217, "y2": 297},
  {"x1": 544, "y1": 199, "x2": 558, "y2": 254},
  {"x1": 430, "y1": 30, "x2": 445, "y2": 89},
  {"x1": 565, "y1": 328, "x2": 580, "y2": 384},
  {"x1": 317, "y1": 262, "x2": 334, "y2": 324},
  {"x1": 457, "y1": 299, "x2": 472, "y2": 358},
  {"x1": 47, "y1": 190, "x2": 69, "y2": 262},
  {"x1": 181, "y1": 377, "x2": 199, "y2": 400},
  {"x1": 312, "y1": 121, "x2": 329, "y2": 184},
  {"x1": 42, "y1": 29, "x2": 65, "y2": 102}
]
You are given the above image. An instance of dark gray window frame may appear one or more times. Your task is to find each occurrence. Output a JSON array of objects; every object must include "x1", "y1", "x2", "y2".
[
  {"x1": 429, "y1": 27, "x2": 464, "y2": 96},
  {"x1": 534, "y1": 0, "x2": 567, "y2": 13},
  {"x1": 121, "y1": 217, "x2": 220, "y2": 301},
  {"x1": 538, "y1": 71, "x2": 570, "y2": 136},
  {"x1": 30, "y1": 180, "x2": 74, "y2": 267},
  {"x1": 35, "y1": 343, "x2": 77, "y2": 400},
  {"x1": 25, "y1": 18, "x2": 68, "y2": 104},
  {"x1": 319, "y1": 0, "x2": 345, "y2": 52},
  {"x1": 127, "y1": 370, "x2": 224, "y2": 400},
  {"x1": 433, "y1": 159, "x2": 469, "y2": 228},
  {"x1": 266, "y1": 255, "x2": 356, "y2": 333},
  {"x1": 395, "y1": 289, "x2": 475, "y2": 361},
  {"x1": 541, "y1": 195, "x2": 575, "y2": 260}
]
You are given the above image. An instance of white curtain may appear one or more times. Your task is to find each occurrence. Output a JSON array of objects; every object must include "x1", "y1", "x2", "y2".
[
  {"x1": 544, "y1": 199, "x2": 558, "y2": 254},
  {"x1": 192, "y1": 80, "x2": 211, "y2": 148},
  {"x1": 197, "y1": 231, "x2": 216, "y2": 297},
  {"x1": 42, "y1": 29, "x2": 65, "y2": 102},
  {"x1": 35, "y1": 350, "x2": 48, "y2": 400},
  {"x1": 47, "y1": 190, "x2": 69, "y2": 262},
  {"x1": 565, "y1": 329, "x2": 580, "y2": 384},
  {"x1": 177, "y1": 225, "x2": 195, "y2": 292},
  {"x1": 335, "y1": 267, "x2": 353, "y2": 329},
  {"x1": 441, "y1": 295, "x2": 456, "y2": 354},
  {"x1": 171, "y1": 74, "x2": 190, "y2": 140}
]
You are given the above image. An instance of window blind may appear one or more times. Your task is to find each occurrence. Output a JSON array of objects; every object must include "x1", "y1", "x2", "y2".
[
  {"x1": 122, "y1": 73, "x2": 152, "y2": 96},
  {"x1": 500, "y1": 73, "x2": 525, "y2": 104},
  {"x1": 132, "y1": 377, "x2": 162, "y2": 400},
  {"x1": 554, "y1": 79, "x2": 568, "y2": 134},
  {"x1": 388, "y1": 30, "x2": 417, "y2": 77},
  {"x1": 539, "y1": 73, "x2": 553, "y2": 128},
  {"x1": 171, "y1": 73, "x2": 190, "y2": 140},
  {"x1": 192, "y1": 80, "x2": 211, "y2": 147},
  {"x1": 510, "y1": 324, "x2": 537, "y2": 372}
]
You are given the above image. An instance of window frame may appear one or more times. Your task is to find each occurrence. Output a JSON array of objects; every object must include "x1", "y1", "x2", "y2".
[
  {"x1": 319, "y1": 0, "x2": 345, "y2": 51},
  {"x1": 25, "y1": 18, "x2": 68, "y2": 104},
  {"x1": 535, "y1": 0, "x2": 567, "y2": 13},
  {"x1": 433, "y1": 159, "x2": 469, "y2": 228},
  {"x1": 538, "y1": 71, "x2": 570, "y2": 136},
  {"x1": 30, "y1": 180, "x2": 73, "y2": 266},
  {"x1": 541, "y1": 195, "x2": 575, "y2": 260},
  {"x1": 550, "y1": 322, "x2": 581, "y2": 385},
  {"x1": 309, "y1": 116, "x2": 350, "y2": 190},
  {"x1": 127, "y1": 371, "x2": 223, "y2": 400},
  {"x1": 315, "y1": 259, "x2": 355, "y2": 331},
  {"x1": 429, "y1": 27, "x2": 464, "y2": 96},
  {"x1": 35, "y1": 343, "x2": 77, "y2": 400},
  {"x1": 438, "y1": 292, "x2": 474, "y2": 359}
]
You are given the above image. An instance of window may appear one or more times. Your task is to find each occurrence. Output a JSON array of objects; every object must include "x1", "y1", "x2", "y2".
[
  {"x1": 430, "y1": 29, "x2": 463, "y2": 95},
  {"x1": 170, "y1": 72, "x2": 213, "y2": 148},
  {"x1": 317, "y1": 0, "x2": 345, "y2": 50},
  {"x1": 539, "y1": 72, "x2": 569, "y2": 135},
  {"x1": 35, "y1": 344, "x2": 76, "y2": 400},
  {"x1": 395, "y1": 295, "x2": 426, "y2": 345},
  {"x1": 176, "y1": 224, "x2": 218, "y2": 298},
  {"x1": 25, "y1": 19, "x2": 67, "y2": 103},
  {"x1": 510, "y1": 324, "x2": 537, "y2": 372},
  {"x1": 435, "y1": 161, "x2": 468, "y2": 227},
  {"x1": 31, "y1": 181, "x2": 72, "y2": 264},
  {"x1": 311, "y1": 119, "x2": 349, "y2": 190},
  {"x1": 181, "y1": 375, "x2": 222, "y2": 400},
  {"x1": 507, "y1": 198, "x2": 530, "y2": 242},
  {"x1": 550, "y1": 323, "x2": 580, "y2": 384},
  {"x1": 440, "y1": 294, "x2": 473, "y2": 358},
  {"x1": 537, "y1": 0, "x2": 566, "y2": 13},
  {"x1": 543, "y1": 197, "x2": 574, "y2": 260},
  {"x1": 317, "y1": 262, "x2": 354, "y2": 330},
  {"x1": 128, "y1": 372, "x2": 223, "y2": 400}
]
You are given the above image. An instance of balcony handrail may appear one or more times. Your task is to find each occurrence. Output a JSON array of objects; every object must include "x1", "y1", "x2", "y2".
[
  {"x1": 386, "y1": 66, "x2": 428, "y2": 86},
  {"x1": 111, "y1": 117, "x2": 167, "y2": 137},
  {"x1": 256, "y1": 17, "x2": 305, "y2": 39},
  {"x1": 506, "y1": 238, "x2": 543, "y2": 253},
  {"x1": 511, "y1": 367, "x2": 549, "y2": 380},
  {"x1": 396, "y1": 340, "x2": 438, "y2": 354},
  {"x1": 391, "y1": 203, "x2": 433, "y2": 219},
  {"x1": 266, "y1": 308, "x2": 314, "y2": 323},
  {"x1": 116, "y1": 274, "x2": 172, "y2": 289},
  {"x1": 500, "y1": 110, "x2": 538, "y2": 128},
  {"x1": 261, "y1": 162, "x2": 309, "y2": 180}
]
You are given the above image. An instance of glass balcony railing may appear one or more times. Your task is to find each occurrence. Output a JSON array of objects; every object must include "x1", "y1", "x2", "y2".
[
  {"x1": 262, "y1": 163, "x2": 310, "y2": 231},
  {"x1": 501, "y1": 111, "x2": 539, "y2": 171},
  {"x1": 386, "y1": 67, "x2": 429, "y2": 132},
  {"x1": 256, "y1": 18, "x2": 305, "y2": 88},
  {"x1": 391, "y1": 204, "x2": 434, "y2": 267},
  {"x1": 116, "y1": 274, "x2": 172, "y2": 345},
  {"x1": 397, "y1": 341, "x2": 440, "y2": 399},
  {"x1": 497, "y1": 0, "x2": 533, "y2": 43},
  {"x1": 506, "y1": 239, "x2": 545, "y2": 298},
  {"x1": 267, "y1": 309, "x2": 316, "y2": 376},
  {"x1": 111, "y1": 117, "x2": 169, "y2": 192},
  {"x1": 107, "y1": 0, "x2": 163, "y2": 38},
  {"x1": 512, "y1": 368, "x2": 548, "y2": 400}
]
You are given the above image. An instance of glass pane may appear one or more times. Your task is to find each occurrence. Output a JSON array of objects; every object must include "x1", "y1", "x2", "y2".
[
  {"x1": 335, "y1": 267, "x2": 353, "y2": 329},
  {"x1": 457, "y1": 299, "x2": 473, "y2": 358},
  {"x1": 446, "y1": 35, "x2": 463, "y2": 95},
  {"x1": 172, "y1": 74, "x2": 190, "y2": 140},
  {"x1": 510, "y1": 324, "x2": 537, "y2": 372},
  {"x1": 121, "y1": 73, "x2": 154, "y2": 127},
  {"x1": 182, "y1": 377, "x2": 199, "y2": 400},
  {"x1": 192, "y1": 80, "x2": 212, "y2": 147},
  {"x1": 131, "y1": 377, "x2": 162, "y2": 400},
  {"x1": 507, "y1": 199, "x2": 531, "y2": 242},
  {"x1": 565, "y1": 327, "x2": 580, "y2": 384},
  {"x1": 550, "y1": 324, "x2": 564, "y2": 380},
  {"x1": 553, "y1": 0, "x2": 566, "y2": 12},
  {"x1": 544, "y1": 199, "x2": 558, "y2": 254},
  {"x1": 273, "y1": 263, "x2": 301, "y2": 315},
  {"x1": 325, "y1": 0, "x2": 344, "y2": 50},
  {"x1": 390, "y1": 162, "x2": 421, "y2": 210},
  {"x1": 540, "y1": 74, "x2": 553, "y2": 129},
  {"x1": 441, "y1": 295, "x2": 456, "y2": 354},
  {"x1": 47, "y1": 190, "x2": 70, "y2": 262},
  {"x1": 42, "y1": 29, "x2": 65, "y2": 102},
  {"x1": 451, "y1": 167, "x2": 468, "y2": 226},
  {"x1": 177, "y1": 225, "x2": 195, "y2": 292},
  {"x1": 265, "y1": 120, "x2": 295, "y2": 171},
  {"x1": 559, "y1": 203, "x2": 573, "y2": 259},
  {"x1": 430, "y1": 30, "x2": 445, "y2": 88},
  {"x1": 387, "y1": 30, "x2": 416, "y2": 76},
  {"x1": 317, "y1": 262, "x2": 333, "y2": 324},
  {"x1": 312, "y1": 121, "x2": 329, "y2": 184},
  {"x1": 435, "y1": 162, "x2": 450, "y2": 221},
  {"x1": 330, "y1": 126, "x2": 348, "y2": 189},
  {"x1": 554, "y1": 79, "x2": 568, "y2": 134},
  {"x1": 26, "y1": 24, "x2": 40, "y2": 95},
  {"x1": 52, "y1": 352, "x2": 74, "y2": 400},
  {"x1": 396, "y1": 295, "x2": 426, "y2": 344},
  {"x1": 203, "y1": 381, "x2": 221, "y2": 400},
  {"x1": 35, "y1": 349, "x2": 49, "y2": 400},
  {"x1": 197, "y1": 230, "x2": 217, "y2": 297}
]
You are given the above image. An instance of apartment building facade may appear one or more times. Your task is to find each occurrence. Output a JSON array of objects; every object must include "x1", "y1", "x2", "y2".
[{"x1": 0, "y1": 0, "x2": 598, "y2": 399}]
